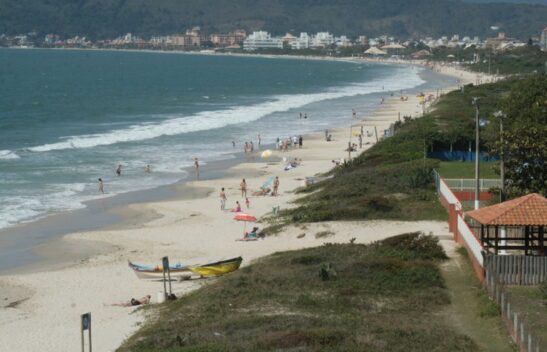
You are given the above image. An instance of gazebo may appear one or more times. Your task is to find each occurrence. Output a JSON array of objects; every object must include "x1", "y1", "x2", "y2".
[
  {"x1": 364, "y1": 47, "x2": 387, "y2": 56},
  {"x1": 465, "y1": 193, "x2": 546, "y2": 256}
]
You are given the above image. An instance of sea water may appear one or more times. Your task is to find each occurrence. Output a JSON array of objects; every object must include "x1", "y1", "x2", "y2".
[{"x1": 0, "y1": 48, "x2": 430, "y2": 230}]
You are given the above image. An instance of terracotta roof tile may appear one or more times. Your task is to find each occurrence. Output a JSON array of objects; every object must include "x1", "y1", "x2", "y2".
[{"x1": 465, "y1": 193, "x2": 547, "y2": 226}]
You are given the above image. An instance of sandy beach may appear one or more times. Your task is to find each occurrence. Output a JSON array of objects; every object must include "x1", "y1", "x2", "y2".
[{"x1": 0, "y1": 61, "x2": 480, "y2": 351}]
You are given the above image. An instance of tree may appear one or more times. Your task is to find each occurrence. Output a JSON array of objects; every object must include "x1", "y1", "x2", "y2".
[{"x1": 489, "y1": 74, "x2": 547, "y2": 197}]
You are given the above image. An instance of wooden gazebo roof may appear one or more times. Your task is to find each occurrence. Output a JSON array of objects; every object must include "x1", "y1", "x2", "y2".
[{"x1": 466, "y1": 193, "x2": 547, "y2": 226}]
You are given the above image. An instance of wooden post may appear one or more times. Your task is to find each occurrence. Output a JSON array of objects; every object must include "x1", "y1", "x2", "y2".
[
  {"x1": 494, "y1": 226, "x2": 499, "y2": 255},
  {"x1": 162, "y1": 256, "x2": 170, "y2": 299},
  {"x1": 162, "y1": 262, "x2": 167, "y2": 300}
]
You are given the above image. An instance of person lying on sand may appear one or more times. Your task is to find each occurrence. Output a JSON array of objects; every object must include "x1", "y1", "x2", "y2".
[
  {"x1": 252, "y1": 187, "x2": 271, "y2": 196},
  {"x1": 111, "y1": 295, "x2": 151, "y2": 307}
]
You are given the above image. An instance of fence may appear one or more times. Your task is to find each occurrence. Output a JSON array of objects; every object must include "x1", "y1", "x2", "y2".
[
  {"x1": 484, "y1": 255, "x2": 547, "y2": 285},
  {"x1": 484, "y1": 263, "x2": 544, "y2": 352},
  {"x1": 443, "y1": 178, "x2": 501, "y2": 191},
  {"x1": 458, "y1": 216, "x2": 484, "y2": 267},
  {"x1": 427, "y1": 151, "x2": 499, "y2": 162}
]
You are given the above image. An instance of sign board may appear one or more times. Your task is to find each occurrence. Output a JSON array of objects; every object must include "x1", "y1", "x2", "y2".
[
  {"x1": 81, "y1": 312, "x2": 92, "y2": 352},
  {"x1": 162, "y1": 256, "x2": 169, "y2": 269},
  {"x1": 81, "y1": 313, "x2": 91, "y2": 331}
]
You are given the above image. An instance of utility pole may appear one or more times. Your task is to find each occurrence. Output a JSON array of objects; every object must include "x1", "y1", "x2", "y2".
[
  {"x1": 473, "y1": 98, "x2": 480, "y2": 210},
  {"x1": 488, "y1": 50, "x2": 491, "y2": 76},
  {"x1": 494, "y1": 110, "x2": 507, "y2": 253},
  {"x1": 494, "y1": 110, "x2": 506, "y2": 202}
]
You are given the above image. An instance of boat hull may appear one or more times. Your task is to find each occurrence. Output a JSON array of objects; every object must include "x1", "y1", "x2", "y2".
[
  {"x1": 190, "y1": 257, "x2": 243, "y2": 277},
  {"x1": 129, "y1": 257, "x2": 243, "y2": 280}
]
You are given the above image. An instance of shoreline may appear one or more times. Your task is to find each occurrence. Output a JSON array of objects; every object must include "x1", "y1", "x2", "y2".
[
  {"x1": 0, "y1": 55, "x2": 453, "y2": 273},
  {"x1": 0, "y1": 61, "x2": 479, "y2": 351}
]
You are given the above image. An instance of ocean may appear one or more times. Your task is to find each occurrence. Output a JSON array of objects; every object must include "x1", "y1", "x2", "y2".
[{"x1": 0, "y1": 48, "x2": 438, "y2": 231}]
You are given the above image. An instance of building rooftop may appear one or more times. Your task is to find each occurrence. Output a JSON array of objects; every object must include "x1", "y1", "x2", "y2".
[{"x1": 466, "y1": 193, "x2": 547, "y2": 226}]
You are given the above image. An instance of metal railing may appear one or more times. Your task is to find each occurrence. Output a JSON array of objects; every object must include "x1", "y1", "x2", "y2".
[{"x1": 443, "y1": 178, "x2": 501, "y2": 191}]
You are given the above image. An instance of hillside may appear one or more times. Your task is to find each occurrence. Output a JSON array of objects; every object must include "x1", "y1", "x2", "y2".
[{"x1": 1, "y1": 0, "x2": 546, "y2": 40}]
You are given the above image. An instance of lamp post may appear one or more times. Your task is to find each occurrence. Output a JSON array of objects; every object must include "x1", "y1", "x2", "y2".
[
  {"x1": 472, "y1": 98, "x2": 480, "y2": 210},
  {"x1": 493, "y1": 110, "x2": 507, "y2": 253},
  {"x1": 493, "y1": 110, "x2": 506, "y2": 202}
]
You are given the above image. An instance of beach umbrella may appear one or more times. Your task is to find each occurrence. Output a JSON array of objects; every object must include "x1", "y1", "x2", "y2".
[
  {"x1": 261, "y1": 149, "x2": 273, "y2": 158},
  {"x1": 234, "y1": 213, "x2": 257, "y2": 234},
  {"x1": 261, "y1": 176, "x2": 275, "y2": 189}
]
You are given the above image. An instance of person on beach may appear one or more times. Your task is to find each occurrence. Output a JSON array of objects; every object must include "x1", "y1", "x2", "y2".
[
  {"x1": 325, "y1": 129, "x2": 329, "y2": 141},
  {"x1": 257, "y1": 134, "x2": 261, "y2": 148},
  {"x1": 299, "y1": 112, "x2": 302, "y2": 119},
  {"x1": 116, "y1": 164, "x2": 122, "y2": 176},
  {"x1": 98, "y1": 178, "x2": 104, "y2": 194},
  {"x1": 240, "y1": 178, "x2": 247, "y2": 198},
  {"x1": 304, "y1": 113, "x2": 307, "y2": 119},
  {"x1": 298, "y1": 135, "x2": 303, "y2": 148},
  {"x1": 234, "y1": 201, "x2": 242, "y2": 213},
  {"x1": 232, "y1": 141, "x2": 235, "y2": 148},
  {"x1": 245, "y1": 197, "x2": 250, "y2": 209},
  {"x1": 111, "y1": 295, "x2": 151, "y2": 307},
  {"x1": 244, "y1": 142, "x2": 248, "y2": 153},
  {"x1": 360, "y1": 125, "x2": 364, "y2": 136},
  {"x1": 194, "y1": 158, "x2": 199, "y2": 178},
  {"x1": 220, "y1": 187, "x2": 227, "y2": 211},
  {"x1": 359, "y1": 134, "x2": 363, "y2": 149},
  {"x1": 273, "y1": 176, "x2": 279, "y2": 196},
  {"x1": 250, "y1": 141, "x2": 254, "y2": 152}
]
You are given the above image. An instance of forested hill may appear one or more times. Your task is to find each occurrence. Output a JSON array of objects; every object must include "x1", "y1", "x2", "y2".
[{"x1": 1, "y1": 0, "x2": 546, "y2": 40}]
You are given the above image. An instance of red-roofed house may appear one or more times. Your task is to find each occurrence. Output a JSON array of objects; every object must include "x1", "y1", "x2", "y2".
[{"x1": 465, "y1": 193, "x2": 546, "y2": 256}]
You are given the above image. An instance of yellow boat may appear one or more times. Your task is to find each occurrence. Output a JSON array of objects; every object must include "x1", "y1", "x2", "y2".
[{"x1": 189, "y1": 257, "x2": 243, "y2": 277}]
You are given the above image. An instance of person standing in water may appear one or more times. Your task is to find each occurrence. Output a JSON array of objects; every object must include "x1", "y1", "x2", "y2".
[
  {"x1": 144, "y1": 165, "x2": 151, "y2": 173},
  {"x1": 194, "y1": 158, "x2": 199, "y2": 178},
  {"x1": 98, "y1": 178, "x2": 104, "y2": 194},
  {"x1": 232, "y1": 141, "x2": 236, "y2": 148},
  {"x1": 116, "y1": 164, "x2": 122, "y2": 176}
]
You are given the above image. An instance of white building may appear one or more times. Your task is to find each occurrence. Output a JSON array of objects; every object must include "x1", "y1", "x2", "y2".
[
  {"x1": 541, "y1": 27, "x2": 547, "y2": 51},
  {"x1": 291, "y1": 33, "x2": 310, "y2": 50},
  {"x1": 335, "y1": 35, "x2": 352, "y2": 47},
  {"x1": 311, "y1": 32, "x2": 334, "y2": 48},
  {"x1": 243, "y1": 31, "x2": 283, "y2": 50}
]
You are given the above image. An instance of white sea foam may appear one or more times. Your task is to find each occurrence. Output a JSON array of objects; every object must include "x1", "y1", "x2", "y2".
[
  {"x1": 27, "y1": 66, "x2": 424, "y2": 153},
  {"x1": 0, "y1": 150, "x2": 20, "y2": 160}
]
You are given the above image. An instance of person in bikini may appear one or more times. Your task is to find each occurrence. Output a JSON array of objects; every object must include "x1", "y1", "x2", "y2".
[{"x1": 111, "y1": 295, "x2": 151, "y2": 307}]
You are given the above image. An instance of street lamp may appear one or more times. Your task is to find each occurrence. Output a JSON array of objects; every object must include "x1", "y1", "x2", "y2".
[
  {"x1": 493, "y1": 110, "x2": 507, "y2": 202},
  {"x1": 493, "y1": 110, "x2": 507, "y2": 253},
  {"x1": 472, "y1": 97, "x2": 480, "y2": 210}
]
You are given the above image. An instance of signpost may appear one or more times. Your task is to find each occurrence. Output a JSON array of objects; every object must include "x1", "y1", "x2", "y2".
[
  {"x1": 162, "y1": 256, "x2": 173, "y2": 300},
  {"x1": 81, "y1": 312, "x2": 92, "y2": 352}
]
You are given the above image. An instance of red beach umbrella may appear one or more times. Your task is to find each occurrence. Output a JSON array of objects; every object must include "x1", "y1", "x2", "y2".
[
  {"x1": 234, "y1": 213, "x2": 257, "y2": 234},
  {"x1": 234, "y1": 213, "x2": 257, "y2": 222}
]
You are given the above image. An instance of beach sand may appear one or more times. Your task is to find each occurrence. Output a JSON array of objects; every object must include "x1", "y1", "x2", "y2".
[{"x1": 0, "y1": 62, "x2": 482, "y2": 351}]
